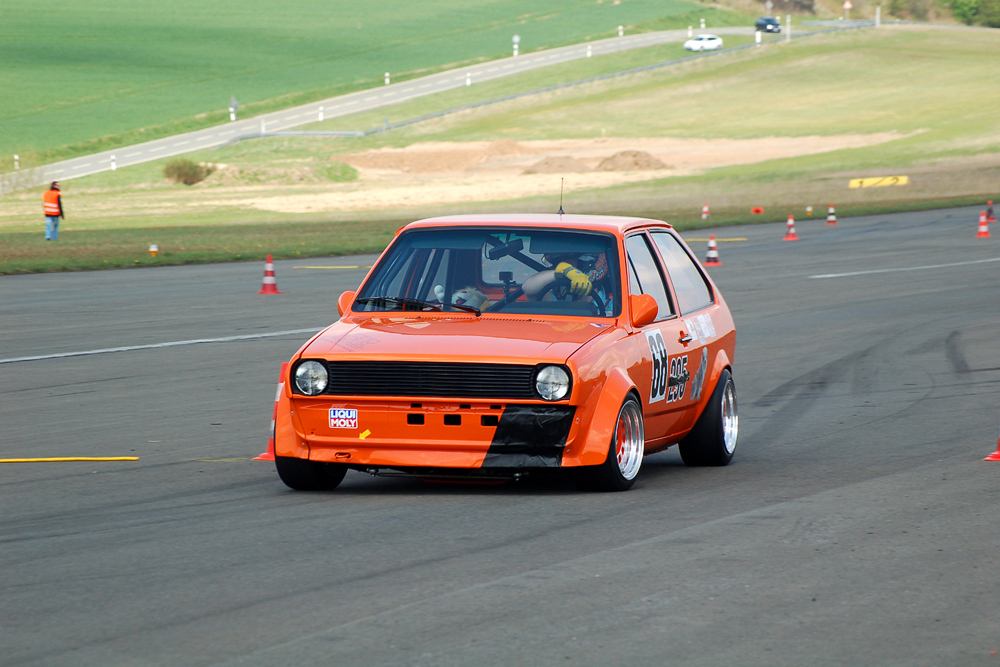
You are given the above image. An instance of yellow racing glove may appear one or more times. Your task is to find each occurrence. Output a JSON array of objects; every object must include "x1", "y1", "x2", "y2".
[{"x1": 554, "y1": 262, "x2": 592, "y2": 298}]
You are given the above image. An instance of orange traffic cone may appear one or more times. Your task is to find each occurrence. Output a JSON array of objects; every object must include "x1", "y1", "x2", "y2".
[
  {"x1": 984, "y1": 424, "x2": 1000, "y2": 461},
  {"x1": 806, "y1": 205, "x2": 813, "y2": 216},
  {"x1": 704, "y1": 234, "x2": 722, "y2": 266},
  {"x1": 826, "y1": 204, "x2": 838, "y2": 226},
  {"x1": 701, "y1": 203, "x2": 710, "y2": 220},
  {"x1": 986, "y1": 200, "x2": 995, "y2": 224},
  {"x1": 976, "y1": 212, "x2": 991, "y2": 239},
  {"x1": 255, "y1": 363, "x2": 288, "y2": 461},
  {"x1": 257, "y1": 254, "x2": 283, "y2": 293},
  {"x1": 783, "y1": 215, "x2": 799, "y2": 241}
]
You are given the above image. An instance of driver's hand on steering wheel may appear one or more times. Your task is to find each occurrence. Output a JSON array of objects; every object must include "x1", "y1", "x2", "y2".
[{"x1": 555, "y1": 262, "x2": 592, "y2": 298}]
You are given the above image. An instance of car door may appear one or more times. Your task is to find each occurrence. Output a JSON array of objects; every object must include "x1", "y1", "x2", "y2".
[
  {"x1": 624, "y1": 232, "x2": 705, "y2": 445},
  {"x1": 648, "y1": 229, "x2": 719, "y2": 433}
]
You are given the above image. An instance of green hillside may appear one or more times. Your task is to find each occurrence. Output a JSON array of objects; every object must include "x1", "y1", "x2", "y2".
[
  {"x1": 0, "y1": 0, "x2": 746, "y2": 165},
  {"x1": 2, "y1": 25, "x2": 998, "y2": 274}
]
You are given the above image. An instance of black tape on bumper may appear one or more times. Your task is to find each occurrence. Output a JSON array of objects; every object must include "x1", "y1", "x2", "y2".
[{"x1": 482, "y1": 404, "x2": 576, "y2": 468}]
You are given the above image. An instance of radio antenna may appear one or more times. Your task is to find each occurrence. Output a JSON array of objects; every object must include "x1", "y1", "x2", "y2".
[{"x1": 557, "y1": 178, "x2": 565, "y2": 215}]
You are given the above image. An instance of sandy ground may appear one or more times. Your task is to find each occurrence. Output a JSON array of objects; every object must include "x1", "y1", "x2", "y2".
[{"x1": 205, "y1": 133, "x2": 909, "y2": 213}]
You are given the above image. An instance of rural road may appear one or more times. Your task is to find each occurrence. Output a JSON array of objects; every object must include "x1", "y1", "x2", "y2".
[
  {"x1": 5, "y1": 27, "x2": 765, "y2": 193},
  {"x1": 2, "y1": 206, "x2": 998, "y2": 665}
]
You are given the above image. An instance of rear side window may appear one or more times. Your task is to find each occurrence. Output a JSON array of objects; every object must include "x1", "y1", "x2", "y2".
[
  {"x1": 625, "y1": 234, "x2": 674, "y2": 320},
  {"x1": 650, "y1": 232, "x2": 714, "y2": 315}
]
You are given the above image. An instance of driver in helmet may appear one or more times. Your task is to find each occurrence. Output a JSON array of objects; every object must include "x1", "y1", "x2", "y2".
[{"x1": 523, "y1": 251, "x2": 612, "y2": 311}]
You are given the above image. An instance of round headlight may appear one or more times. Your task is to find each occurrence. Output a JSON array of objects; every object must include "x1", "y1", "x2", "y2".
[
  {"x1": 295, "y1": 360, "x2": 328, "y2": 396},
  {"x1": 535, "y1": 365, "x2": 571, "y2": 401}
]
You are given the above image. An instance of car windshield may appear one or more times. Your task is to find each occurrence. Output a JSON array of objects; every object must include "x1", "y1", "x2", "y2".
[{"x1": 355, "y1": 227, "x2": 622, "y2": 318}]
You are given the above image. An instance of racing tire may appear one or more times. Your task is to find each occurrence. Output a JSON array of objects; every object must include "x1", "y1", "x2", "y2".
[
  {"x1": 678, "y1": 369, "x2": 738, "y2": 467},
  {"x1": 275, "y1": 455, "x2": 348, "y2": 491},
  {"x1": 576, "y1": 395, "x2": 644, "y2": 492}
]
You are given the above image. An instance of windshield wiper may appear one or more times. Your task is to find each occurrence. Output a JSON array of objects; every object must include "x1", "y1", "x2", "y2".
[
  {"x1": 357, "y1": 296, "x2": 480, "y2": 316},
  {"x1": 441, "y1": 301, "x2": 481, "y2": 316}
]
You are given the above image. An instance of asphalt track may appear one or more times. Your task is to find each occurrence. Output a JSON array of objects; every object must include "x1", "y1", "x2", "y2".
[{"x1": 2, "y1": 206, "x2": 999, "y2": 666}]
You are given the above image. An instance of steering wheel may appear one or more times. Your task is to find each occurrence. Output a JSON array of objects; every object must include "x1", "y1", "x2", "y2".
[{"x1": 531, "y1": 278, "x2": 607, "y2": 317}]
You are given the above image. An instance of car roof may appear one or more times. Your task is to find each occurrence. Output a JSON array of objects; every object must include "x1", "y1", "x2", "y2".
[{"x1": 401, "y1": 213, "x2": 674, "y2": 236}]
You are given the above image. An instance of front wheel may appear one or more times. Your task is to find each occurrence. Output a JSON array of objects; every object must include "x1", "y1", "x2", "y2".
[
  {"x1": 275, "y1": 455, "x2": 348, "y2": 491},
  {"x1": 576, "y1": 396, "x2": 644, "y2": 492},
  {"x1": 678, "y1": 369, "x2": 738, "y2": 466}
]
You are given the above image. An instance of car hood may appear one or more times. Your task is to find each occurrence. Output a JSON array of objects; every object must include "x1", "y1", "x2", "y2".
[{"x1": 302, "y1": 315, "x2": 613, "y2": 364}]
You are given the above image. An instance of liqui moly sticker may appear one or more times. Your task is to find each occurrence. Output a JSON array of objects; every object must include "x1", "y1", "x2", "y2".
[{"x1": 329, "y1": 408, "x2": 358, "y2": 429}]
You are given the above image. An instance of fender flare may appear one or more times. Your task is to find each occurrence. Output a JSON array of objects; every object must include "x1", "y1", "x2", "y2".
[
  {"x1": 565, "y1": 367, "x2": 638, "y2": 467},
  {"x1": 709, "y1": 348, "x2": 732, "y2": 395},
  {"x1": 274, "y1": 367, "x2": 310, "y2": 459}
]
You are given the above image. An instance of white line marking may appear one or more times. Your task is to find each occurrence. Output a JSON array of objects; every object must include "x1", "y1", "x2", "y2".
[
  {"x1": 0, "y1": 329, "x2": 322, "y2": 365},
  {"x1": 810, "y1": 257, "x2": 1000, "y2": 279}
]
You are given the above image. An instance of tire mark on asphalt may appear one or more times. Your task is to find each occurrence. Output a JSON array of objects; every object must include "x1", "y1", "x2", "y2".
[{"x1": 944, "y1": 330, "x2": 970, "y2": 375}]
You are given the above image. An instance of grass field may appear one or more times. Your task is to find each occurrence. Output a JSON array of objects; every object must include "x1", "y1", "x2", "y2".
[
  {"x1": 0, "y1": 0, "x2": 746, "y2": 167},
  {"x1": 2, "y1": 25, "x2": 998, "y2": 274}
]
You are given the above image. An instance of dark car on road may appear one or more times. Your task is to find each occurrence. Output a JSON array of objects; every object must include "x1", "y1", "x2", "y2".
[{"x1": 756, "y1": 16, "x2": 781, "y2": 32}]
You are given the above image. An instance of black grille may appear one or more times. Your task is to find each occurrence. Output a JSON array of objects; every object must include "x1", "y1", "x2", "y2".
[{"x1": 319, "y1": 361, "x2": 540, "y2": 399}]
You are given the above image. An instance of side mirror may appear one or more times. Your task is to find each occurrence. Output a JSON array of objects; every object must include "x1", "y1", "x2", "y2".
[
  {"x1": 337, "y1": 290, "x2": 356, "y2": 317},
  {"x1": 629, "y1": 294, "x2": 658, "y2": 328}
]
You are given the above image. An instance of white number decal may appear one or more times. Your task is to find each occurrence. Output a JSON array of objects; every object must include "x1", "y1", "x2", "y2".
[{"x1": 646, "y1": 330, "x2": 669, "y2": 403}]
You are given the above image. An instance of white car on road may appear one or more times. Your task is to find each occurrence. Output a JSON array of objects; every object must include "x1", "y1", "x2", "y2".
[{"x1": 683, "y1": 34, "x2": 723, "y2": 52}]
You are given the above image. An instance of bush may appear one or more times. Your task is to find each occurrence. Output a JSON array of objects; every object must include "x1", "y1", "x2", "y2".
[
  {"x1": 980, "y1": 0, "x2": 1000, "y2": 24},
  {"x1": 164, "y1": 158, "x2": 215, "y2": 185},
  {"x1": 952, "y1": 0, "x2": 980, "y2": 22}
]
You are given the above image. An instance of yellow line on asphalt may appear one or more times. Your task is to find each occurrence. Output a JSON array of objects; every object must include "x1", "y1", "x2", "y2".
[
  {"x1": 294, "y1": 265, "x2": 372, "y2": 270},
  {"x1": 0, "y1": 456, "x2": 139, "y2": 463}
]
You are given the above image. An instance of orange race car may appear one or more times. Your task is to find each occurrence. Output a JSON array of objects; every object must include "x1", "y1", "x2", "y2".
[{"x1": 272, "y1": 214, "x2": 738, "y2": 492}]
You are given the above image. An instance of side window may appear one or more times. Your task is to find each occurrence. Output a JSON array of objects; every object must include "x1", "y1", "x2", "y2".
[
  {"x1": 650, "y1": 232, "x2": 714, "y2": 314},
  {"x1": 624, "y1": 234, "x2": 674, "y2": 320}
]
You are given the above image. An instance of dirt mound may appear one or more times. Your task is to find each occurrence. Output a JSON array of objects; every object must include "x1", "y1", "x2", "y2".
[
  {"x1": 523, "y1": 156, "x2": 592, "y2": 174},
  {"x1": 596, "y1": 150, "x2": 668, "y2": 171}
]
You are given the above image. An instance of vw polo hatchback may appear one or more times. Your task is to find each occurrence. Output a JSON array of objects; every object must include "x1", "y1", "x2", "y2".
[{"x1": 271, "y1": 214, "x2": 738, "y2": 492}]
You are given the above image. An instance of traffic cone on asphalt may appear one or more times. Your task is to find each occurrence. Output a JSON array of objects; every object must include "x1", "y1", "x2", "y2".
[
  {"x1": 702, "y1": 203, "x2": 710, "y2": 220},
  {"x1": 827, "y1": 204, "x2": 838, "y2": 226},
  {"x1": 255, "y1": 363, "x2": 288, "y2": 461},
  {"x1": 976, "y1": 212, "x2": 991, "y2": 239},
  {"x1": 257, "y1": 254, "x2": 283, "y2": 293},
  {"x1": 783, "y1": 215, "x2": 799, "y2": 241},
  {"x1": 984, "y1": 424, "x2": 1000, "y2": 461},
  {"x1": 986, "y1": 200, "x2": 995, "y2": 224},
  {"x1": 704, "y1": 234, "x2": 722, "y2": 266}
]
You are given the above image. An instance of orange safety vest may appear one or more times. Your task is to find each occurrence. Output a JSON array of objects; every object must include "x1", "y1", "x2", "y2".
[{"x1": 43, "y1": 189, "x2": 62, "y2": 216}]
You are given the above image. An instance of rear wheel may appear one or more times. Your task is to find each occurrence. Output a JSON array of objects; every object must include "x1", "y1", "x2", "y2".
[
  {"x1": 679, "y1": 369, "x2": 738, "y2": 466},
  {"x1": 576, "y1": 395, "x2": 644, "y2": 492},
  {"x1": 275, "y1": 455, "x2": 348, "y2": 491}
]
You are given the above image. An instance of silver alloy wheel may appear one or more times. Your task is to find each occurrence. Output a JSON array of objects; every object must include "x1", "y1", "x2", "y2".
[
  {"x1": 615, "y1": 399, "x2": 644, "y2": 480},
  {"x1": 721, "y1": 379, "x2": 739, "y2": 455}
]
